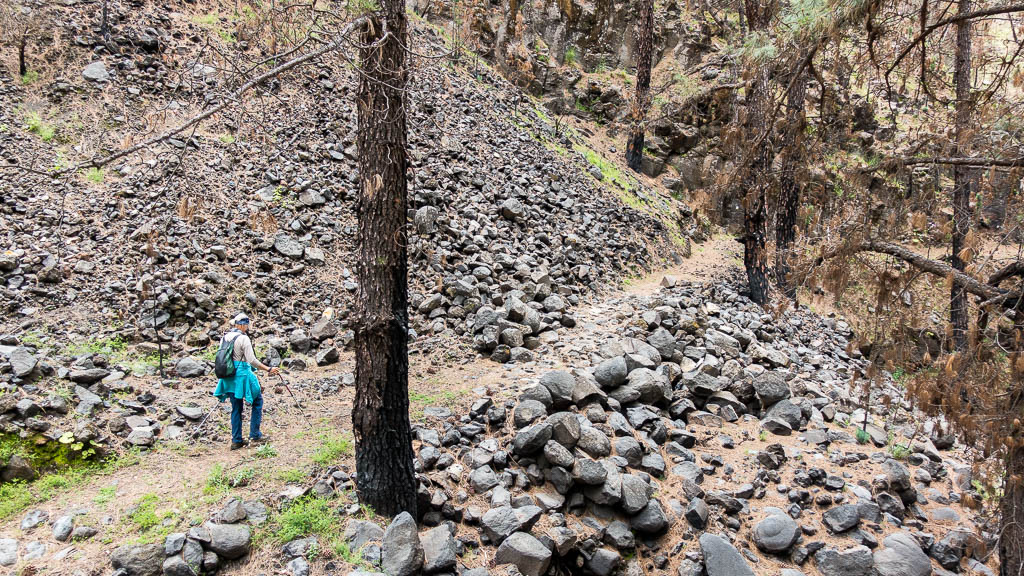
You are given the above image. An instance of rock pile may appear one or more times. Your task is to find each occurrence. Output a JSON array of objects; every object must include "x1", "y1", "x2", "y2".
[
  {"x1": 0, "y1": 3, "x2": 685, "y2": 378},
  {"x1": 276, "y1": 277, "x2": 986, "y2": 576}
]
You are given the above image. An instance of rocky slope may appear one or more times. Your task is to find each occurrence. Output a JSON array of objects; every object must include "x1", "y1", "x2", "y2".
[
  {"x1": 0, "y1": 273, "x2": 993, "y2": 576},
  {"x1": 0, "y1": 0, "x2": 691, "y2": 379}
]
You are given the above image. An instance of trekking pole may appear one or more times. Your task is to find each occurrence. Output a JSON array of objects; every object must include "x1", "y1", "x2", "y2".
[
  {"x1": 192, "y1": 395, "x2": 219, "y2": 439},
  {"x1": 276, "y1": 373, "x2": 311, "y2": 421}
]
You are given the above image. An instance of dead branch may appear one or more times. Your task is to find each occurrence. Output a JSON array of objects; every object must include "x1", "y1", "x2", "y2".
[
  {"x1": 51, "y1": 15, "x2": 370, "y2": 176},
  {"x1": 886, "y1": 3, "x2": 1024, "y2": 77},
  {"x1": 816, "y1": 239, "x2": 1009, "y2": 300}
]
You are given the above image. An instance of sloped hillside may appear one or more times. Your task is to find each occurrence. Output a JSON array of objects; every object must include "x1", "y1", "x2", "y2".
[{"x1": 0, "y1": 0, "x2": 691, "y2": 372}]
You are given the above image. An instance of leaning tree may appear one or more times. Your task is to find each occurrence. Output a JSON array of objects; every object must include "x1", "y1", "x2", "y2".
[{"x1": 351, "y1": 0, "x2": 419, "y2": 517}]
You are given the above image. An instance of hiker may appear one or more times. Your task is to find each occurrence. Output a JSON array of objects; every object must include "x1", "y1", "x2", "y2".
[{"x1": 213, "y1": 313, "x2": 278, "y2": 450}]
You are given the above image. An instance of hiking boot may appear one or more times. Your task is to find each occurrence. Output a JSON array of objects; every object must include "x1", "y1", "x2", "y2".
[
  {"x1": 250, "y1": 435, "x2": 269, "y2": 444},
  {"x1": 230, "y1": 440, "x2": 248, "y2": 450}
]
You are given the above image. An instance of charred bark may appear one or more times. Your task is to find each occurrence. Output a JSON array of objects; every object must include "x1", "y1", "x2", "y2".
[
  {"x1": 18, "y1": 32, "x2": 27, "y2": 77},
  {"x1": 775, "y1": 57, "x2": 808, "y2": 301},
  {"x1": 352, "y1": 2, "x2": 418, "y2": 518},
  {"x1": 1001, "y1": 446, "x2": 1024, "y2": 576},
  {"x1": 740, "y1": 0, "x2": 774, "y2": 306},
  {"x1": 625, "y1": 0, "x2": 653, "y2": 172},
  {"x1": 951, "y1": 0, "x2": 974, "y2": 351}
]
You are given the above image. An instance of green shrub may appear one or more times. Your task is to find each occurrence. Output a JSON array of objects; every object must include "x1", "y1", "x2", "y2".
[
  {"x1": 312, "y1": 433, "x2": 353, "y2": 466},
  {"x1": 564, "y1": 47, "x2": 578, "y2": 66},
  {"x1": 273, "y1": 496, "x2": 338, "y2": 543}
]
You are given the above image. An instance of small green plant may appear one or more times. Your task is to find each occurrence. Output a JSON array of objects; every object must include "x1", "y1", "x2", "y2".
[
  {"x1": 84, "y1": 167, "x2": 104, "y2": 184},
  {"x1": 218, "y1": 133, "x2": 236, "y2": 144},
  {"x1": 94, "y1": 485, "x2": 117, "y2": 505},
  {"x1": 273, "y1": 496, "x2": 338, "y2": 543},
  {"x1": 564, "y1": 46, "x2": 578, "y2": 66},
  {"x1": 312, "y1": 433, "x2": 353, "y2": 466},
  {"x1": 272, "y1": 185, "x2": 295, "y2": 209},
  {"x1": 204, "y1": 464, "x2": 256, "y2": 495},
  {"x1": 126, "y1": 493, "x2": 180, "y2": 543},
  {"x1": 193, "y1": 13, "x2": 219, "y2": 26},
  {"x1": 24, "y1": 111, "x2": 55, "y2": 141},
  {"x1": 888, "y1": 442, "x2": 911, "y2": 460},
  {"x1": 758, "y1": 429, "x2": 768, "y2": 442},
  {"x1": 855, "y1": 428, "x2": 871, "y2": 445},
  {"x1": 254, "y1": 443, "x2": 278, "y2": 459},
  {"x1": 277, "y1": 468, "x2": 306, "y2": 483},
  {"x1": 21, "y1": 70, "x2": 40, "y2": 85}
]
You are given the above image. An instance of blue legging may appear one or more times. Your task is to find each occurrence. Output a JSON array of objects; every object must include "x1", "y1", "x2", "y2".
[{"x1": 230, "y1": 395, "x2": 263, "y2": 444}]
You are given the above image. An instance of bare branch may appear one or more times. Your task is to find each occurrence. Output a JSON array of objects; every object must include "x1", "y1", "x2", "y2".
[{"x1": 51, "y1": 15, "x2": 370, "y2": 176}]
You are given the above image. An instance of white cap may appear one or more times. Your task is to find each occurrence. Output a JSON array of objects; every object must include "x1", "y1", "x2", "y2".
[{"x1": 232, "y1": 313, "x2": 250, "y2": 325}]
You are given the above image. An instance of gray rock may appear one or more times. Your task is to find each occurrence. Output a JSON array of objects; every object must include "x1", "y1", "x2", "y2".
[
  {"x1": 685, "y1": 498, "x2": 709, "y2": 528},
  {"x1": 761, "y1": 417, "x2": 793, "y2": 436},
  {"x1": 164, "y1": 533, "x2": 186, "y2": 556},
  {"x1": 699, "y1": 533, "x2": 755, "y2": 576},
  {"x1": 287, "y1": 557, "x2": 310, "y2": 576},
  {"x1": 52, "y1": 515, "x2": 74, "y2": 542},
  {"x1": 70, "y1": 368, "x2": 110, "y2": 384},
  {"x1": 814, "y1": 546, "x2": 874, "y2": 576},
  {"x1": 205, "y1": 523, "x2": 251, "y2": 559},
  {"x1": 494, "y1": 532, "x2": 552, "y2": 576},
  {"x1": 82, "y1": 61, "x2": 110, "y2": 82},
  {"x1": 513, "y1": 423, "x2": 552, "y2": 455},
  {"x1": 585, "y1": 547, "x2": 622, "y2": 576},
  {"x1": 22, "y1": 541, "x2": 45, "y2": 561},
  {"x1": 753, "y1": 371, "x2": 790, "y2": 407},
  {"x1": 1, "y1": 455, "x2": 35, "y2": 482},
  {"x1": 572, "y1": 458, "x2": 608, "y2": 485},
  {"x1": 21, "y1": 509, "x2": 48, "y2": 531},
  {"x1": 481, "y1": 506, "x2": 541, "y2": 544},
  {"x1": 619, "y1": 474, "x2": 653, "y2": 514},
  {"x1": 75, "y1": 385, "x2": 103, "y2": 414},
  {"x1": 420, "y1": 526, "x2": 457, "y2": 573},
  {"x1": 217, "y1": 498, "x2": 247, "y2": 523},
  {"x1": 543, "y1": 441, "x2": 575, "y2": 468},
  {"x1": 162, "y1": 555, "x2": 198, "y2": 576},
  {"x1": 583, "y1": 460, "x2": 622, "y2": 505},
  {"x1": 631, "y1": 499, "x2": 669, "y2": 534},
  {"x1": 0, "y1": 539, "x2": 17, "y2": 567},
  {"x1": 577, "y1": 427, "x2": 611, "y2": 458},
  {"x1": 111, "y1": 543, "x2": 164, "y2": 576},
  {"x1": 514, "y1": 400, "x2": 548, "y2": 428},
  {"x1": 382, "y1": 512, "x2": 423, "y2": 576},
  {"x1": 593, "y1": 356, "x2": 628, "y2": 388},
  {"x1": 822, "y1": 504, "x2": 860, "y2": 533},
  {"x1": 752, "y1": 513, "x2": 799, "y2": 553},
  {"x1": 175, "y1": 357, "x2": 206, "y2": 378},
  {"x1": 176, "y1": 406, "x2": 204, "y2": 420},
  {"x1": 469, "y1": 465, "x2": 500, "y2": 492},
  {"x1": 274, "y1": 234, "x2": 306, "y2": 259},
  {"x1": 282, "y1": 536, "x2": 319, "y2": 558},
  {"x1": 70, "y1": 526, "x2": 98, "y2": 540},
  {"x1": 539, "y1": 371, "x2": 575, "y2": 407},
  {"x1": 873, "y1": 532, "x2": 931, "y2": 576},
  {"x1": 9, "y1": 346, "x2": 37, "y2": 378}
]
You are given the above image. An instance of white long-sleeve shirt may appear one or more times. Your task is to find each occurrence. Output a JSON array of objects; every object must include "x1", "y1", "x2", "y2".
[{"x1": 224, "y1": 332, "x2": 259, "y2": 365}]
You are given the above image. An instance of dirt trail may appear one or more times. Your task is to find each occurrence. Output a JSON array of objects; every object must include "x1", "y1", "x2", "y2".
[{"x1": 0, "y1": 238, "x2": 745, "y2": 575}]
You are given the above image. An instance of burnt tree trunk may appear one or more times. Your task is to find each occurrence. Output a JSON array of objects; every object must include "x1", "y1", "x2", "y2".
[
  {"x1": 352, "y1": 0, "x2": 418, "y2": 518},
  {"x1": 951, "y1": 0, "x2": 973, "y2": 351},
  {"x1": 1001, "y1": 445, "x2": 1024, "y2": 576},
  {"x1": 740, "y1": 0, "x2": 774, "y2": 306},
  {"x1": 775, "y1": 58, "x2": 808, "y2": 301},
  {"x1": 625, "y1": 0, "x2": 653, "y2": 172},
  {"x1": 18, "y1": 32, "x2": 27, "y2": 77}
]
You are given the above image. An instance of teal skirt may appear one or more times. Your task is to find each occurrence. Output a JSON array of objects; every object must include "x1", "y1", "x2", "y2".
[{"x1": 214, "y1": 361, "x2": 262, "y2": 405}]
